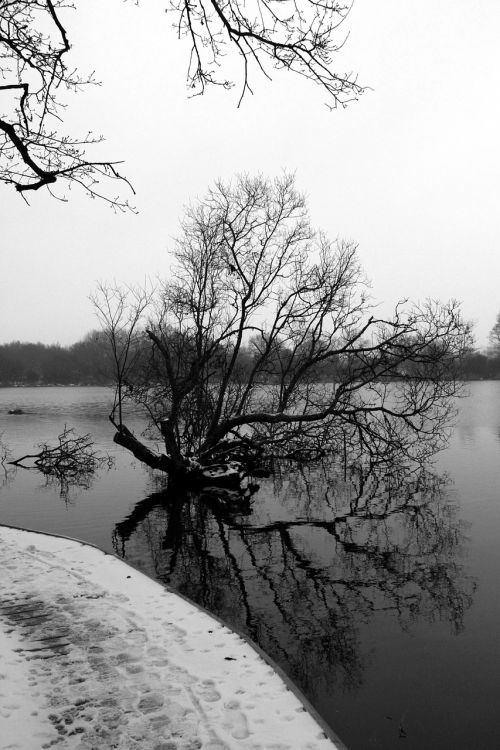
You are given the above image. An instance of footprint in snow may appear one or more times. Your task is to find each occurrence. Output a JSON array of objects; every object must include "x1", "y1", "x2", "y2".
[
  {"x1": 222, "y1": 699, "x2": 250, "y2": 739},
  {"x1": 196, "y1": 679, "x2": 221, "y2": 703}
]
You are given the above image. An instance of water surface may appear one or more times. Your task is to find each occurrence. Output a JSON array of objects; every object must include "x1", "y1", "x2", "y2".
[{"x1": 1, "y1": 383, "x2": 499, "y2": 749}]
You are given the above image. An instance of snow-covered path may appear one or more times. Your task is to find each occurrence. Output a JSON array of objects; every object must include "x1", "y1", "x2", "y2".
[{"x1": 0, "y1": 525, "x2": 345, "y2": 750}]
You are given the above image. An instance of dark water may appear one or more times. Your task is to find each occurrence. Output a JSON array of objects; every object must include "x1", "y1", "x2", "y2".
[{"x1": 1, "y1": 384, "x2": 499, "y2": 750}]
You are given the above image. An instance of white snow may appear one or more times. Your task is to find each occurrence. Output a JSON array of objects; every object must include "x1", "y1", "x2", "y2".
[{"x1": 0, "y1": 525, "x2": 345, "y2": 750}]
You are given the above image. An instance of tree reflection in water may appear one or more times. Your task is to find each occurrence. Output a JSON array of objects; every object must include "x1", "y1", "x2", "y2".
[{"x1": 112, "y1": 462, "x2": 475, "y2": 702}]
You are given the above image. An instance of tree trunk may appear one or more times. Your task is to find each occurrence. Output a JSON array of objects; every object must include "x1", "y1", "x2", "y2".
[
  {"x1": 113, "y1": 426, "x2": 175, "y2": 473},
  {"x1": 113, "y1": 425, "x2": 248, "y2": 492}
]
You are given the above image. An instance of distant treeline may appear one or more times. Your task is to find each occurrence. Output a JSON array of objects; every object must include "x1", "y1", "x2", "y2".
[
  {"x1": 460, "y1": 350, "x2": 500, "y2": 380},
  {"x1": 0, "y1": 333, "x2": 113, "y2": 386},
  {"x1": 1, "y1": 333, "x2": 500, "y2": 386}
]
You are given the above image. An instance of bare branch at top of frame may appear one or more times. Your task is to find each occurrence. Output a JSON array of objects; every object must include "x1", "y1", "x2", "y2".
[
  {"x1": 169, "y1": 0, "x2": 365, "y2": 106},
  {"x1": 0, "y1": 0, "x2": 135, "y2": 209}
]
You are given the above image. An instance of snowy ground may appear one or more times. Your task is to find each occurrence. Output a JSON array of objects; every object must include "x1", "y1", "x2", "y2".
[{"x1": 0, "y1": 525, "x2": 345, "y2": 750}]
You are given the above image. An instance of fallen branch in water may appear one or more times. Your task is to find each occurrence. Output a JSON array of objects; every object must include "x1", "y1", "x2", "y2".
[{"x1": 9, "y1": 426, "x2": 113, "y2": 483}]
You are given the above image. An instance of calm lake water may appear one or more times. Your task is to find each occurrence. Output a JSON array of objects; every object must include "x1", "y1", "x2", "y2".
[{"x1": 1, "y1": 383, "x2": 499, "y2": 750}]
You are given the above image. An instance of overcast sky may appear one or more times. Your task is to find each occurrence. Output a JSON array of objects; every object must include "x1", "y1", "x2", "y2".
[{"x1": 1, "y1": 0, "x2": 499, "y2": 348}]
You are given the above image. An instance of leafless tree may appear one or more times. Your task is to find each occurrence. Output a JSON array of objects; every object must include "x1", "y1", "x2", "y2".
[
  {"x1": 488, "y1": 311, "x2": 500, "y2": 357},
  {"x1": 95, "y1": 174, "x2": 472, "y2": 486},
  {"x1": 1, "y1": 1, "x2": 363, "y2": 204},
  {"x1": 91, "y1": 282, "x2": 154, "y2": 428}
]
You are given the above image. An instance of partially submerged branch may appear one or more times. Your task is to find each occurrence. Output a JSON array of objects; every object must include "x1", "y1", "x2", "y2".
[{"x1": 9, "y1": 426, "x2": 113, "y2": 486}]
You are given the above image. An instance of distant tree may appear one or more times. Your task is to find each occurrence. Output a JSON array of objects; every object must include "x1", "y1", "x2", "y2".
[
  {"x1": 488, "y1": 311, "x2": 500, "y2": 357},
  {"x1": 94, "y1": 174, "x2": 471, "y2": 487},
  {"x1": 1, "y1": 0, "x2": 363, "y2": 206},
  {"x1": 69, "y1": 330, "x2": 115, "y2": 385},
  {"x1": 460, "y1": 349, "x2": 500, "y2": 380}
]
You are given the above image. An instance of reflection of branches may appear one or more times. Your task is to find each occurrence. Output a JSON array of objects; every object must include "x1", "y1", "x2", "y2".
[
  {"x1": 113, "y1": 463, "x2": 475, "y2": 701},
  {"x1": 0, "y1": 433, "x2": 16, "y2": 488},
  {"x1": 8, "y1": 426, "x2": 114, "y2": 502},
  {"x1": 255, "y1": 464, "x2": 474, "y2": 636}
]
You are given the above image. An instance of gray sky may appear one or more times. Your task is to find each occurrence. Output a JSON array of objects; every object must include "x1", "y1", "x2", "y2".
[{"x1": 1, "y1": 0, "x2": 499, "y2": 348}]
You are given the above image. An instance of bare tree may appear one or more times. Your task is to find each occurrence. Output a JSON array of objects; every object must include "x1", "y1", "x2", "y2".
[
  {"x1": 95, "y1": 174, "x2": 471, "y2": 486},
  {"x1": 1, "y1": 1, "x2": 363, "y2": 204},
  {"x1": 90, "y1": 282, "x2": 154, "y2": 428},
  {"x1": 488, "y1": 311, "x2": 500, "y2": 357}
]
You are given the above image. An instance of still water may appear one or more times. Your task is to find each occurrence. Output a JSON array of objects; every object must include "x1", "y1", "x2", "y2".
[{"x1": 0, "y1": 384, "x2": 499, "y2": 750}]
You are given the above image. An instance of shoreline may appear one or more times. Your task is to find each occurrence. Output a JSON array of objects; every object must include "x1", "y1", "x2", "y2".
[{"x1": 0, "y1": 523, "x2": 348, "y2": 750}]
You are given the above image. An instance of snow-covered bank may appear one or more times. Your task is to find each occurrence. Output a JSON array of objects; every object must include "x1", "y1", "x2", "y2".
[{"x1": 0, "y1": 525, "x2": 346, "y2": 750}]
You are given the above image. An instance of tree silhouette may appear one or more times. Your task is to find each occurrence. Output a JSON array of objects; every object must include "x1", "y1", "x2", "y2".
[
  {"x1": 488, "y1": 311, "x2": 500, "y2": 357},
  {"x1": 96, "y1": 174, "x2": 471, "y2": 485}
]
